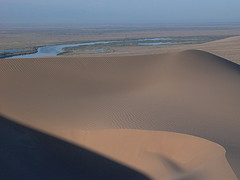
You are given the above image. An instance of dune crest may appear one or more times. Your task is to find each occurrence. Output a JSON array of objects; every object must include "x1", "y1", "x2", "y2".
[{"x1": 60, "y1": 129, "x2": 237, "y2": 180}]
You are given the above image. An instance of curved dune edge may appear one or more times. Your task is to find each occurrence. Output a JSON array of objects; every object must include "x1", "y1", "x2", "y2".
[
  {"x1": 0, "y1": 114, "x2": 237, "y2": 180},
  {"x1": 0, "y1": 49, "x2": 239, "y2": 179},
  {"x1": 54, "y1": 129, "x2": 237, "y2": 180}
]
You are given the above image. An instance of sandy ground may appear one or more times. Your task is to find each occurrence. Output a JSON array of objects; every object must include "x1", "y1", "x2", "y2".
[{"x1": 0, "y1": 49, "x2": 239, "y2": 179}]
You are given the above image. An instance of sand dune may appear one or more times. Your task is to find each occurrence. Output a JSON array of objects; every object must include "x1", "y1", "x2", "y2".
[
  {"x1": 0, "y1": 50, "x2": 239, "y2": 179},
  {"x1": 168, "y1": 36, "x2": 240, "y2": 65},
  {"x1": 190, "y1": 36, "x2": 240, "y2": 64}
]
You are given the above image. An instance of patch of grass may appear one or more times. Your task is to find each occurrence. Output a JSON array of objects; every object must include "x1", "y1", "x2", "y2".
[
  {"x1": 59, "y1": 35, "x2": 231, "y2": 56},
  {"x1": 0, "y1": 47, "x2": 37, "y2": 59}
]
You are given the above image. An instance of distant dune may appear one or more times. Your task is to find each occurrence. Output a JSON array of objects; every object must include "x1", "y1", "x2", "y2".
[
  {"x1": 0, "y1": 50, "x2": 239, "y2": 179},
  {"x1": 74, "y1": 35, "x2": 240, "y2": 65},
  {"x1": 173, "y1": 36, "x2": 240, "y2": 65}
]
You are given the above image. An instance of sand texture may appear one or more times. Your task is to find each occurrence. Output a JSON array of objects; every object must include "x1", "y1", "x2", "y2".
[{"x1": 0, "y1": 50, "x2": 239, "y2": 179}]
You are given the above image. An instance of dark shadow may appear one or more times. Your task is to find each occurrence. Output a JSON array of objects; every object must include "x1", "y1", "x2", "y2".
[
  {"x1": 0, "y1": 115, "x2": 150, "y2": 180},
  {"x1": 157, "y1": 154, "x2": 185, "y2": 174},
  {"x1": 225, "y1": 146, "x2": 240, "y2": 179},
  {"x1": 153, "y1": 153, "x2": 203, "y2": 180}
]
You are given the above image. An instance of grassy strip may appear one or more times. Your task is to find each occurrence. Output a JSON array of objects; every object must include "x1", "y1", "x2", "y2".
[
  {"x1": 0, "y1": 47, "x2": 38, "y2": 59},
  {"x1": 60, "y1": 35, "x2": 231, "y2": 56}
]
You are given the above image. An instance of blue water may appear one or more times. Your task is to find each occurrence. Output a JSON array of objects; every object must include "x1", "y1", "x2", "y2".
[
  {"x1": 3, "y1": 38, "x2": 175, "y2": 59},
  {"x1": 138, "y1": 42, "x2": 171, "y2": 45},
  {"x1": 5, "y1": 41, "x2": 119, "y2": 59},
  {"x1": 138, "y1": 37, "x2": 170, "y2": 41}
]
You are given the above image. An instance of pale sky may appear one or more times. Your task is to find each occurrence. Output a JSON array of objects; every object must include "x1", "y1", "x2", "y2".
[{"x1": 0, "y1": 0, "x2": 240, "y2": 26}]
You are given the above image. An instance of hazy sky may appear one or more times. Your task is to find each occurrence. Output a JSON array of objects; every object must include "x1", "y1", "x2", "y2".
[{"x1": 1, "y1": 0, "x2": 240, "y2": 26}]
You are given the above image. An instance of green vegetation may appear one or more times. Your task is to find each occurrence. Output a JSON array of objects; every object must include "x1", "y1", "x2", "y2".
[
  {"x1": 0, "y1": 34, "x2": 233, "y2": 58},
  {"x1": 0, "y1": 47, "x2": 37, "y2": 59},
  {"x1": 59, "y1": 35, "x2": 231, "y2": 56},
  {"x1": 1, "y1": 25, "x2": 239, "y2": 58}
]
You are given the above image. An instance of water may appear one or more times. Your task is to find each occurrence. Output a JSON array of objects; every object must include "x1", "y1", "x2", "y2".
[
  {"x1": 5, "y1": 41, "x2": 116, "y2": 59},
  {"x1": 138, "y1": 37, "x2": 170, "y2": 41},
  {"x1": 138, "y1": 42, "x2": 171, "y2": 46},
  {"x1": 2, "y1": 37, "x2": 176, "y2": 59}
]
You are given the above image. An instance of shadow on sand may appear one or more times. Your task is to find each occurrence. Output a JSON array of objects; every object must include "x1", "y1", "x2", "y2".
[{"x1": 0, "y1": 115, "x2": 150, "y2": 180}]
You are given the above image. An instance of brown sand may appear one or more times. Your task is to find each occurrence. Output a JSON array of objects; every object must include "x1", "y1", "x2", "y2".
[
  {"x1": 0, "y1": 50, "x2": 239, "y2": 179},
  {"x1": 63, "y1": 129, "x2": 236, "y2": 180}
]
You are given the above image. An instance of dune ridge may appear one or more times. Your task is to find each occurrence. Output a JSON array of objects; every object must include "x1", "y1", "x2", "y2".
[
  {"x1": 60, "y1": 129, "x2": 237, "y2": 180},
  {"x1": 0, "y1": 50, "x2": 239, "y2": 179}
]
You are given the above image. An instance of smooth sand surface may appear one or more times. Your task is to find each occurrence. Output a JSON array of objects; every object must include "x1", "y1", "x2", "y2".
[
  {"x1": 0, "y1": 50, "x2": 239, "y2": 179},
  {"x1": 62, "y1": 129, "x2": 237, "y2": 180}
]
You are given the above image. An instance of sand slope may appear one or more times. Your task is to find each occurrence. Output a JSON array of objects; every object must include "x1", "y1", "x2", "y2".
[
  {"x1": 0, "y1": 50, "x2": 239, "y2": 179},
  {"x1": 67, "y1": 129, "x2": 237, "y2": 180}
]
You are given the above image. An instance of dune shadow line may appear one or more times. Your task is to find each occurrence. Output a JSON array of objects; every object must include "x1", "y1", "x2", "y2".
[{"x1": 0, "y1": 115, "x2": 150, "y2": 180}]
